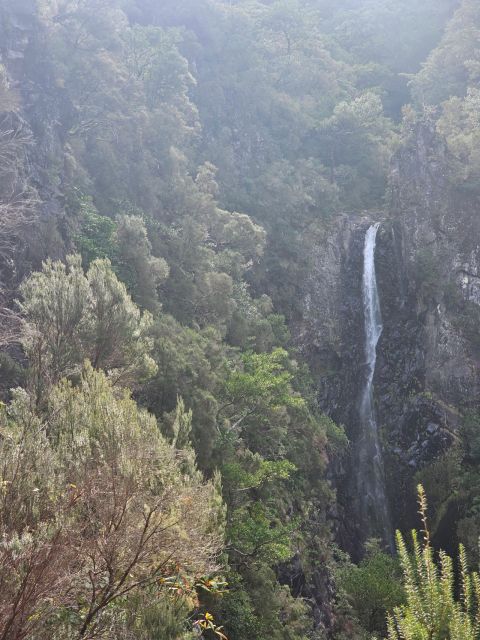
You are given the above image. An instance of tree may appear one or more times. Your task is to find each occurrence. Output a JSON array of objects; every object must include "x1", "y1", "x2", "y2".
[
  {"x1": 0, "y1": 394, "x2": 72, "y2": 640},
  {"x1": 317, "y1": 91, "x2": 394, "y2": 207},
  {"x1": 0, "y1": 365, "x2": 223, "y2": 640},
  {"x1": 115, "y1": 214, "x2": 169, "y2": 312},
  {"x1": 219, "y1": 348, "x2": 304, "y2": 456},
  {"x1": 18, "y1": 254, "x2": 157, "y2": 397},
  {"x1": 338, "y1": 540, "x2": 404, "y2": 637},
  {"x1": 73, "y1": 193, "x2": 118, "y2": 266},
  {"x1": 437, "y1": 87, "x2": 480, "y2": 188},
  {"x1": 209, "y1": 345, "x2": 336, "y2": 640},
  {"x1": 0, "y1": 112, "x2": 37, "y2": 291},
  {"x1": 411, "y1": 0, "x2": 480, "y2": 105}
]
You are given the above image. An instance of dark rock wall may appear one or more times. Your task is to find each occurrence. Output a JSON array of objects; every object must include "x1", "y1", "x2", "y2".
[
  {"x1": 297, "y1": 124, "x2": 480, "y2": 553},
  {"x1": 378, "y1": 123, "x2": 480, "y2": 534},
  {"x1": 296, "y1": 213, "x2": 379, "y2": 555}
]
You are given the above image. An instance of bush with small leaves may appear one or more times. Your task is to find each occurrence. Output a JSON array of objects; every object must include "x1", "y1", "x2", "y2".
[
  {"x1": 19, "y1": 254, "x2": 157, "y2": 398},
  {"x1": 386, "y1": 485, "x2": 480, "y2": 640}
]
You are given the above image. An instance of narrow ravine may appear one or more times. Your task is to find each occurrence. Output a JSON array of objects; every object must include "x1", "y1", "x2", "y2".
[{"x1": 356, "y1": 223, "x2": 394, "y2": 551}]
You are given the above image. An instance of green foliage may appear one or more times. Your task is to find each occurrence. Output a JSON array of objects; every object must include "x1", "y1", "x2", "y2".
[
  {"x1": 415, "y1": 409, "x2": 480, "y2": 567},
  {"x1": 318, "y1": 91, "x2": 395, "y2": 207},
  {"x1": 414, "y1": 449, "x2": 461, "y2": 542},
  {"x1": 321, "y1": 0, "x2": 457, "y2": 117},
  {"x1": 212, "y1": 344, "x2": 336, "y2": 639},
  {"x1": 215, "y1": 577, "x2": 262, "y2": 640},
  {"x1": 142, "y1": 314, "x2": 226, "y2": 469},
  {"x1": 73, "y1": 193, "x2": 118, "y2": 266},
  {"x1": 119, "y1": 590, "x2": 196, "y2": 640},
  {"x1": 222, "y1": 456, "x2": 296, "y2": 494},
  {"x1": 0, "y1": 364, "x2": 223, "y2": 639},
  {"x1": 224, "y1": 348, "x2": 304, "y2": 414},
  {"x1": 449, "y1": 413, "x2": 480, "y2": 564},
  {"x1": 437, "y1": 88, "x2": 480, "y2": 189},
  {"x1": 387, "y1": 486, "x2": 480, "y2": 640},
  {"x1": 19, "y1": 254, "x2": 157, "y2": 395},
  {"x1": 3, "y1": 0, "x2": 464, "y2": 637},
  {"x1": 228, "y1": 502, "x2": 294, "y2": 565},
  {"x1": 338, "y1": 540, "x2": 404, "y2": 637},
  {"x1": 115, "y1": 214, "x2": 169, "y2": 311},
  {"x1": 411, "y1": 0, "x2": 480, "y2": 106},
  {"x1": 216, "y1": 566, "x2": 312, "y2": 640}
]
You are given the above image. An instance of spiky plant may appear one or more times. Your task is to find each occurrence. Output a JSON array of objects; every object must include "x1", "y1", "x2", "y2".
[{"x1": 387, "y1": 485, "x2": 480, "y2": 640}]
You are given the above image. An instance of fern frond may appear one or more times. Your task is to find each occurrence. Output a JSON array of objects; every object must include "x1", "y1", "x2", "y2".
[
  {"x1": 387, "y1": 612, "x2": 399, "y2": 640},
  {"x1": 385, "y1": 488, "x2": 480, "y2": 640},
  {"x1": 397, "y1": 529, "x2": 426, "y2": 624},
  {"x1": 460, "y1": 544, "x2": 473, "y2": 615}
]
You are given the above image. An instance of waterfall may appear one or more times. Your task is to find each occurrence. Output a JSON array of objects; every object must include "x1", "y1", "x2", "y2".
[{"x1": 356, "y1": 223, "x2": 394, "y2": 551}]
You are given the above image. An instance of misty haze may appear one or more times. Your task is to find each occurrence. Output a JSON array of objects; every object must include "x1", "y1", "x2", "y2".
[{"x1": 0, "y1": 1, "x2": 479, "y2": 638}]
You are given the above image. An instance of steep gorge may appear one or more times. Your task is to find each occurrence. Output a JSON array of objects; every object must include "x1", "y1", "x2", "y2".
[
  {"x1": 3, "y1": 3, "x2": 475, "y2": 555},
  {"x1": 0, "y1": 0, "x2": 479, "y2": 637},
  {"x1": 298, "y1": 121, "x2": 480, "y2": 557}
]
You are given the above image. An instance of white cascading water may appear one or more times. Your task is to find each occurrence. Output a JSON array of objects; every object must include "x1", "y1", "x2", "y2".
[{"x1": 357, "y1": 223, "x2": 394, "y2": 550}]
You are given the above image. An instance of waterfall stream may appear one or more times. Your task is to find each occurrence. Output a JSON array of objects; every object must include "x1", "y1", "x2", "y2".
[{"x1": 356, "y1": 223, "x2": 394, "y2": 550}]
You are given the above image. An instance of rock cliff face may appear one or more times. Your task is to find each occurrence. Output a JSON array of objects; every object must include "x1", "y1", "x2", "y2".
[
  {"x1": 297, "y1": 214, "x2": 377, "y2": 554},
  {"x1": 297, "y1": 123, "x2": 480, "y2": 555},
  {"x1": 379, "y1": 123, "x2": 480, "y2": 543}
]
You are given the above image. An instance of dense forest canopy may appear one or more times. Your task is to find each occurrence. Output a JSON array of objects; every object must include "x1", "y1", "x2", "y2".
[{"x1": 0, "y1": 0, "x2": 479, "y2": 638}]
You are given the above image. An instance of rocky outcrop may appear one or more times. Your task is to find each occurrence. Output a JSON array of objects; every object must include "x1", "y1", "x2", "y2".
[
  {"x1": 378, "y1": 122, "x2": 480, "y2": 531},
  {"x1": 297, "y1": 122, "x2": 480, "y2": 552},
  {"x1": 296, "y1": 213, "x2": 383, "y2": 556}
]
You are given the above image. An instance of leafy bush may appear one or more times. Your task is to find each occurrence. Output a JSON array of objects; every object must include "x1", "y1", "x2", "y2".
[{"x1": 339, "y1": 540, "x2": 404, "y2": 637}]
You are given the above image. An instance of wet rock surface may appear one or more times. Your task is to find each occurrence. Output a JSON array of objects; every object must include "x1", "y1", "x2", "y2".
[{"x1": 296, "y1": 123, "x2": 480, "y2": 553}]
